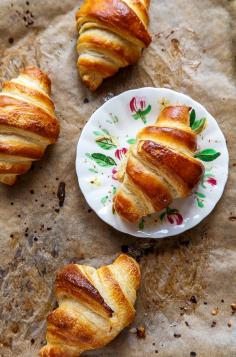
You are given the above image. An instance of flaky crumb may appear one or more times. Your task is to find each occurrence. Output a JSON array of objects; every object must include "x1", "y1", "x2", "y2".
[
  {"x1": 211, "y1": 308, "x2": 219, "y2": 316},
  {"x1": 136, "y1": 326, "x2": 146, "y2": 339},
  {"x1": 230, "y1": 303, "x2": 236, "y2": 312}
]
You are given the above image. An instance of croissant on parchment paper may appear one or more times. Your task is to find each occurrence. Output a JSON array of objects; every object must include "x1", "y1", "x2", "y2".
[
  {"x1": 0, "y1": 67, "x2": 60, "y2": 185},
  {"x1": 113, "y1": 106, "x2": 205, "y2": 223},
  {"x1": 76, "y1": 0, "x2": 152, "y2": 91},
  {"x1": 40, "y1": 254, "x2": 141, "y2": 357}
]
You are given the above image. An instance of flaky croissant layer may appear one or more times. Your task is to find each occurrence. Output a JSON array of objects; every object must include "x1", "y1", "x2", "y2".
[
  {"x1": 40, "y1": 254, "x2": 141, "y2": 356},
  {"x1": 113, "y1": 105, "x2": 205, "y2": 222},
  {"x1": 0, "y1": 67, "x2": 60, "y2": 185},
  {"x1": 76, "y1": 0, "x2": 152, "y2": 90}
]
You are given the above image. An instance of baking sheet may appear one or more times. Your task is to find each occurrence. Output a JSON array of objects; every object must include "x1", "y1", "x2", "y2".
[{"x1": 0, "y1": 0, "x2": 236, "y2": 356}]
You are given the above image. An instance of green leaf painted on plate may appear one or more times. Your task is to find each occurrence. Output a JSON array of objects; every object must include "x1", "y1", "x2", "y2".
[
  {"x1": 90, "y1": 153, "x2": 117, "y2": 167},
  {"x1": 160, "y1": 211, "x2": 166, "y2": 221},
  {"x1": 190, "y1": 109, "x2": 196, "y2": 127},
  {"x1": 196, "y1": 198, "x2": 204, "y2": 208},
  {"x1": 191, "y1": 118, "x2": 206, "y2": 134},
  {"x1": 139, "y1": 218, "x2": 145, "y2": 230},
  {"x1": 102, "y1": 128, "x2": 110, "y2": 135},
  {"x1": 112, "y1": 186, "x2": 117, "y2": 195},
  {"x1": 132, "y1": 113, "x2": 140, "y2": 120},
  {"x1": 95, "y1": 136, "x2": 117, "y2": 150},
  {"x1": 204, "y1": 173, "x2": 214, "y2": 178},
  {"x1": 200, "y1": 181, "x2": 206, "y2": 189},
  {"x1": 194, "y1": 148, "x2": 221, "y2": 162},
  {"x1": 127, "y1": 138, "x2": 136, "y2": 144},
  {"x1": 166, "y1": 207, "x2": 179, "y2": 214},
  {"x1": 88, "y1": 168, "x2": 98, "y2": 173},
  {"x1": 101, "y1": 196, "x2": 109, "y2": 205},
  {"x1": 141, "y1": 104, "x2": 152, "y2": 116},
  {"x1": 195, "y1": 191, "x2": 206, "y2": 199},
  {"x1": 109, "y1": 114, "x2": 119, "y2": 124},
  {"x1": 94, "y1": 129, "x2": 110, "y2": 136},
  {"x1": 93, "y1": 131, "x2": 103, "y2": 136}
]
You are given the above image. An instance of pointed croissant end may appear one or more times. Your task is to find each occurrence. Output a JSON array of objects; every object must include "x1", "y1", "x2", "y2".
[
  {"x1": 19, "y1": 66, "x2": 52, "y2": 95},
  {"x1": 77, "y1": 56, "x2": 117, "y2": 91},
  {"x1": 158, "y1": 105, "x2": 192, "y2": 126},
  {"x1": 0, "y1": 174, "x2": 17, "y2": 186},
  {"x1": 39, "y1": 344, "x2": 78, "y2": 357},
  {"x1": 79, "y1": 71, "x2": 103, "y2": 92}
]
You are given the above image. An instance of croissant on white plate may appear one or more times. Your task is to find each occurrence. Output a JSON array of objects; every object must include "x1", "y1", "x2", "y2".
[
  {"x1": 113, "y1": 105, "x2": 205, "y2": 223},
  {"x1": 0, "y1": 67, "x2": 60, "y2": 185},
  {"x1": 40, "y1": 254, "x2": 141, "y2": 357},
  {"x1": 76, "y1": 0, "x2": 152, "y2": 91}
]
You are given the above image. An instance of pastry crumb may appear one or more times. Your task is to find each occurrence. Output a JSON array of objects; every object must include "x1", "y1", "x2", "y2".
[
  {"x1": 211, "y1": 320, "x2": 217, "y2": 328},
  {"x1": 211, "y1": 307, "x2": 219, "y2": 316},
  {"x1": 174, "y1": 333, "x2": 181, "y2": 338},
  {"x1": 136, "y1": 326, "x2": 146, "y2": 339},
  {"x1": 230, "y1": 303, "x2": 236, "y2": 312}
]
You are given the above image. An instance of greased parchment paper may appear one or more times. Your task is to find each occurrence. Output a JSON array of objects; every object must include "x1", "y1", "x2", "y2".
[{"x1": 0, "y1": 0, "x2": 235, "y2": 356}]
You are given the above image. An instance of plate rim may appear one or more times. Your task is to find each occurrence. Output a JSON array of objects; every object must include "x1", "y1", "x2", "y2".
[{"x1": 76, "y1": 87, "x2": 229, "y2": 238}]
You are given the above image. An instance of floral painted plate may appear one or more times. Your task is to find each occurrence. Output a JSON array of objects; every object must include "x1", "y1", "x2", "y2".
[{"x1": 76, "y1": 88, "x2": 229, "y2": 238}]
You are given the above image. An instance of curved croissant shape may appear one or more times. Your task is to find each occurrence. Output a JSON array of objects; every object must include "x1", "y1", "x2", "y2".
[
  {"x1": 113, "y1": 105, "x2": 205, "y2": 222},
  {"x1": 40, "y1": 254, "x2": 141, "y2": 356},
  {"x1": 76, "y1": 0, "x2": 152, "y2": 91},
  {"x1": 0, "y1": 67, "x2": 60, "y2": 185}
]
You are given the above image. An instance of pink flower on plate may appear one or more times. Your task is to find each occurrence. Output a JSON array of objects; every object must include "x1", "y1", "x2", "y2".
[
  {"x1": 167, "y1": 212, "x2": 183, "y2": 225},
  {"x1": 200, "y1": 172, "x2": 217, "y2": 189},
  {"x1": 130, "y1": 96, "x2": 146, "y2": 113},
  {"x1": 115, "y1": 148, "x2": 128, "y2": 161},
  {"x1": 129, "y1": 96, "x2": 152, "y2": 124},
  {"x1": 160, "y1": 207, "x2": 183, "y2": 226},
  {"x1": 206, "y1": 177, "x2": 217, "y2": 186},
  {"x1": 112, "y1": 168, "x2": 118, "y2": 180}
]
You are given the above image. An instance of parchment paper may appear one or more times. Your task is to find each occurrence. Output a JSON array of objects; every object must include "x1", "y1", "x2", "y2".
[{"x1": 0, "y1": 0, "x2": 236, "y2": 356}]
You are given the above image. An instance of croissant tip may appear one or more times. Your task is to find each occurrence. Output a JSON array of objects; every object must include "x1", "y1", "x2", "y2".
[
  {"x1": 0, "y1": 175, "x2": 17, "y2": 185},
  {"x1": 81, "y1": 73, "x2": 102, "y2": 91},
  {"x1": 19, "y1": 66, "x2": 52, "y2": 90}
]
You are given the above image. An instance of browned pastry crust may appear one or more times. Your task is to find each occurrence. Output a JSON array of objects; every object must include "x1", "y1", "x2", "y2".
[
  {"x1": 0, "y1": 67, "x2": 60, "y2": 185},
  {"x1": 76, "y1": 0, "x2": 151, "y2": 91},
  {"x1": 113, "y1": 105, "x2": 205, "y2": 222},
  {"x1": 40, "y1": 254, "x2": 141, "y2": 356}
]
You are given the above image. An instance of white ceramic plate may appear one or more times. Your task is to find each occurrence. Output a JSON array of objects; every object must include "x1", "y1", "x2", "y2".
[{"x1": 76, "y1": 88, "x2": 229, "y2": 238}]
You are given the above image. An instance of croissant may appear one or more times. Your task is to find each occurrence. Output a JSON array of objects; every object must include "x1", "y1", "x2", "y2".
[
  {"x1": 40, "y1": 254, "x2": 141, "y2": 356},
  {"x1": 0, "y1": 67, "x2": 60, "y2": 185},
  {"x1": 113, "y1": 105, "x2": 205, "y2": 222},
  {"x1": 76, "y1": 0, "x2": 152, "y2": 91}
]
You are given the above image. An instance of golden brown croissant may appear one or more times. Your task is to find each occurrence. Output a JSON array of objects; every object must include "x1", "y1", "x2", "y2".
[
  {"x1": 0, "y1": 67, "x2": 60, "y2": 185},
  {"x1": 76, "y1": 0, "x2": 152, "y2": 91},
  {"x1": 40, "y1": 254, "x2": 141, "y2": 357},
  {"x1": 113, "y1": 106, "x2": 205, "y2": 222}
]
